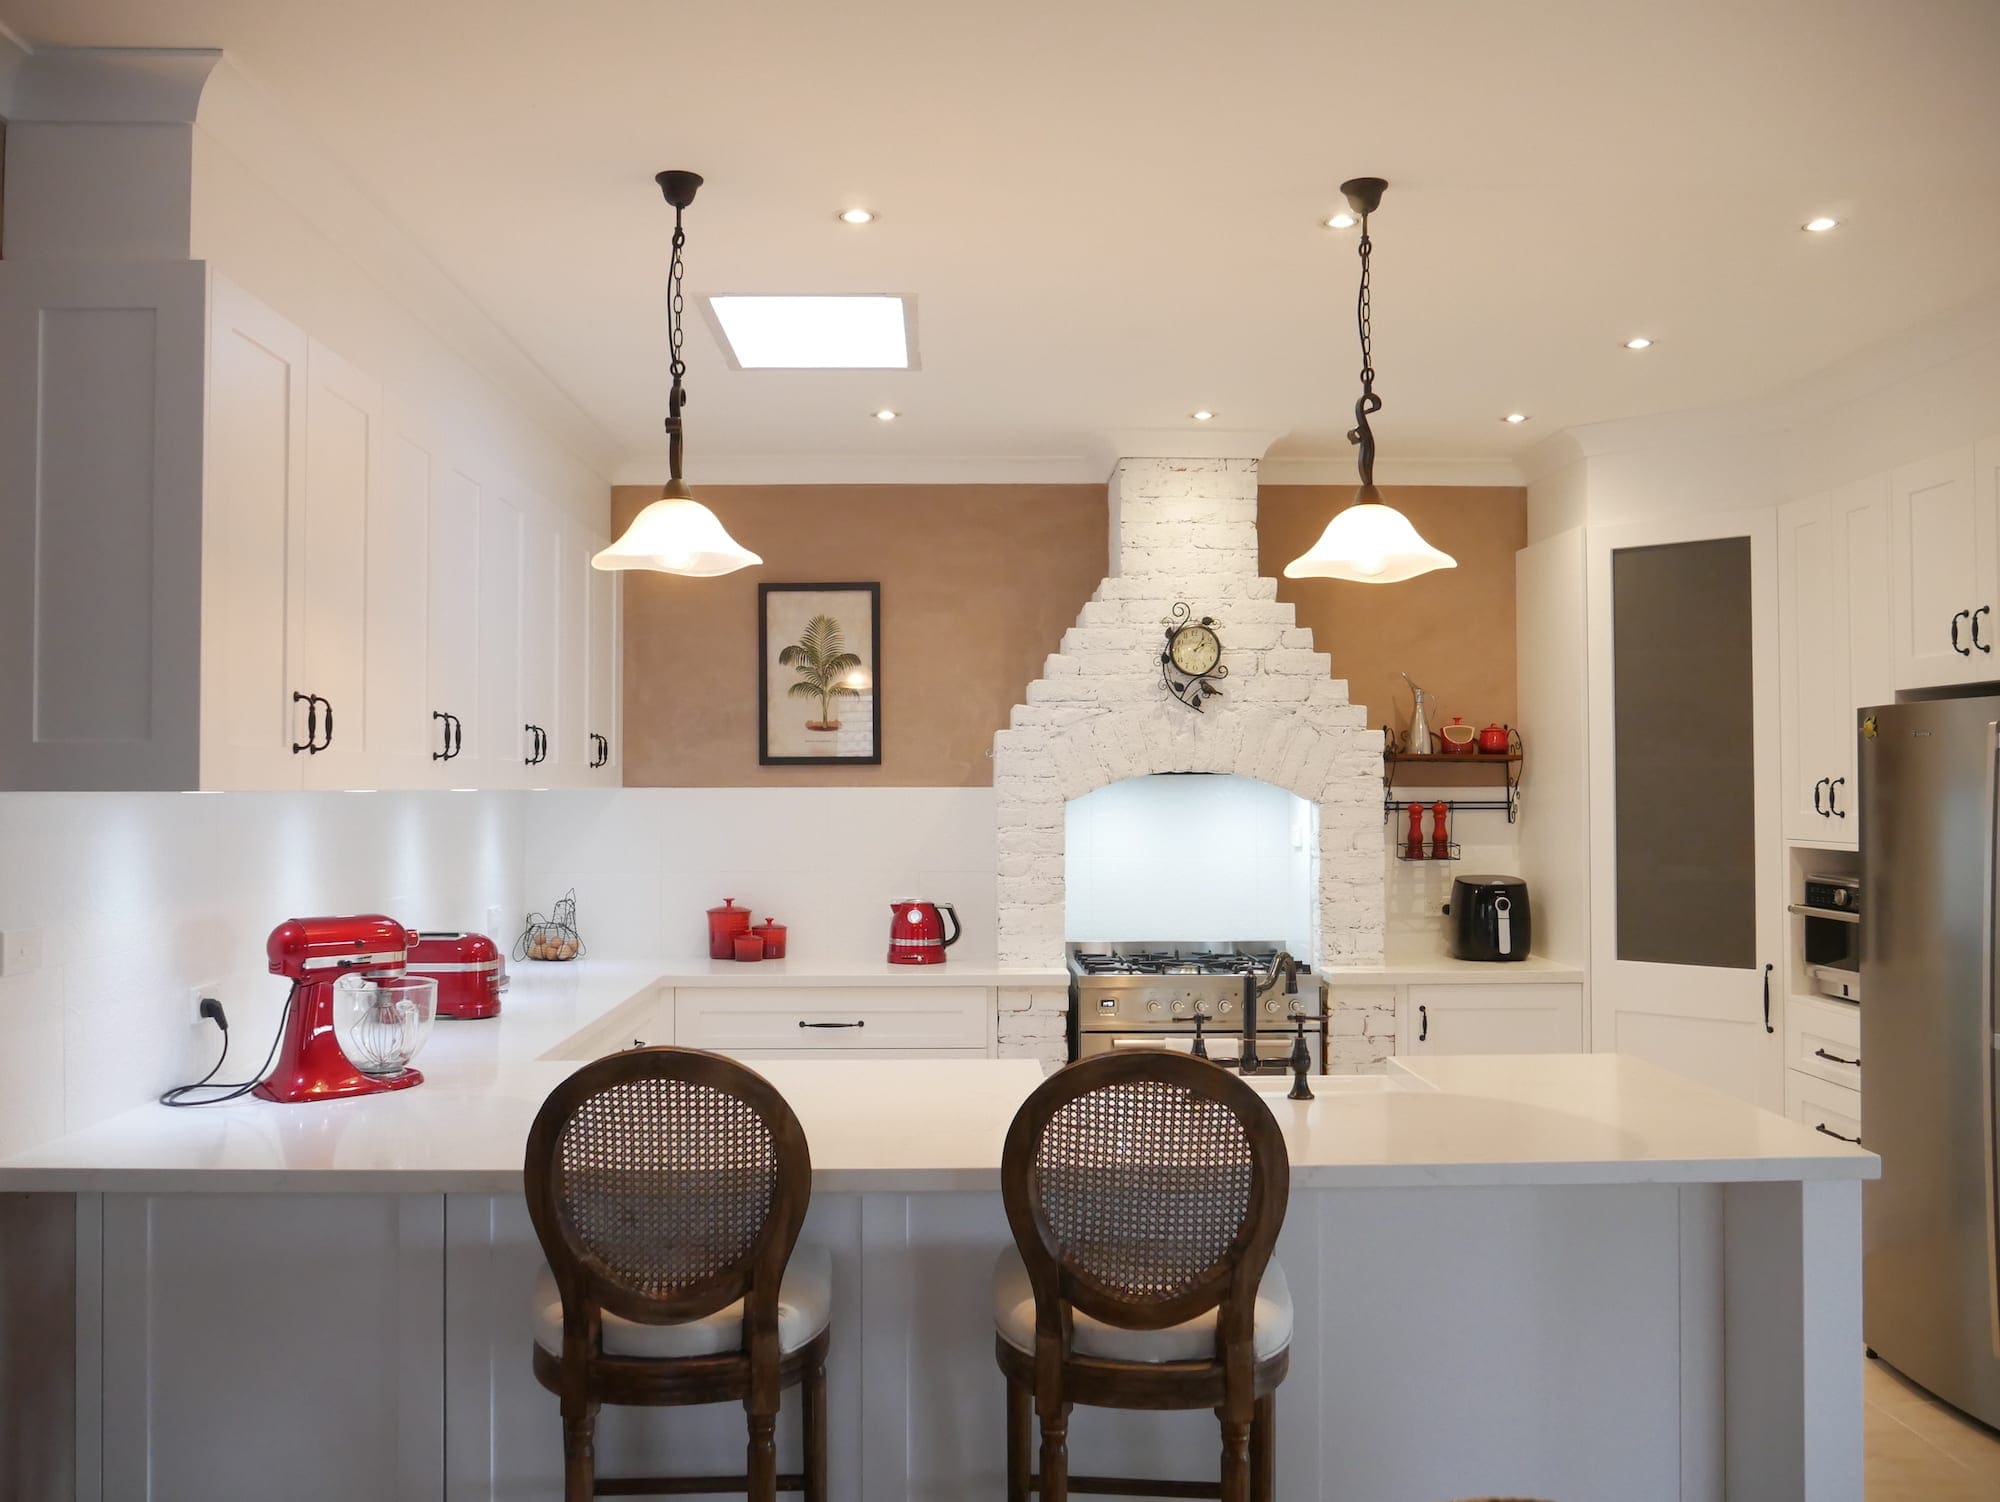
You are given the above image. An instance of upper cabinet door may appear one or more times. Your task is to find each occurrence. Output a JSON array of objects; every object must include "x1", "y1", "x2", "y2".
[
  {"x1": 555, "y1": 526, "x2": 592, "y2": 786},
  {"x1": 425, "y1": 459, "x2": 483, "y2": 783},
  {"x1": 367, "y1": 402, "x2": 437, "y2": 789},
  {"x1": 474, "y1": 488, "x2": 524, "y2": 789},
  {"x1": 516, "y1": 499, "x2": 561, "y2": 780},
  {"x1": 1778, "y1": 494, "x2": 1845, "y2": 843},
  {"x1": 1833, "y1": 473, "x2": 1893, "y2": 830},
  {"x1": 299, "y1": 341, "x2": 380, "y2": 788},
  {"x1": 1890, "y1": 446, "x2": 1992, "y2": 689},
  {"x1": 586, "y1": 555, "x2": 620, "y2": 781},
  {"x1": 200, "y1": 274, "x2": 308, "y2": 791}
]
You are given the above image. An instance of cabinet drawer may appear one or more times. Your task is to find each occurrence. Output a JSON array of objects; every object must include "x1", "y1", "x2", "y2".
[
  {"x1": 1785, "y1": 994, "x2": 1861, "y2": 1090},
  {"x1": 1786, "y1": 1069, "x2": 1862, "y2": 1147},
  {"x1": 1403, "y1": 982, "x2": 1585, "y2": 1056},
  {"x1": 673, "y1": 987, "x2": 990, "y2": 1051}
]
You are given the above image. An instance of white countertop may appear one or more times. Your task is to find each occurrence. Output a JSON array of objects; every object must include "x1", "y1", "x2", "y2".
[
  {"x1": 0, "y1": 958, "x2": 1872, "y2": 1194},
  {"x1": 1322, "y1": 944, "x2": 1585, "y2": 984},
  {"x1": 644, "y1": 958, "x2": 1070, "y2": 989}
]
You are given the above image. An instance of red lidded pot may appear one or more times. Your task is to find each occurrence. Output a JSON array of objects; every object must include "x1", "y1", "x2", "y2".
[
  {"x1": 707, "y1": 898, "x2": 751, "y2": 961},
  {"x1": 733, "y1": 933, "x2": 765, "y2": 963},
  {"x1": 751, "y1": 918, "x2": 787, "y2": 959}
]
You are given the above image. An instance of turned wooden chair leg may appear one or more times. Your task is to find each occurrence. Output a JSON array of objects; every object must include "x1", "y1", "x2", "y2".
[
  {"x1": 1038, "y1": 1400, "x2": 1071, "y2": 1502},
  {"x1": 1219, "y1": 1415, "x2": 1252, "y2": 1502},
  {"x1": 1005, "y1": 1376, "x2": 1033, "y2": 1502},
  {"x1": 747, "y1": 1408, "x2": 779, "y2": 1502},
  {"x1": 1249, "y1": 1393, "x2": 1276, "y2": 1502},
  {"x1": 560, "y1": 1401, "x2": 598, "y2": 1502},
  {"x1": 803, "y1": 1361, "x2": 829, "y2": 1502}
]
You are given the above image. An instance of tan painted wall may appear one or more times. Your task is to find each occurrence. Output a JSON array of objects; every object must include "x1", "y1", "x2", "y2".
[
  {"x1": 1259, "y1": 485, "x2": 1528, "y2": 768},
  {"x1": 616, "y1": 481, "x2": 1524, "y2": 786},
  {"x1": 615, "y1": 484, "x2": 1108, "y2": 786}
]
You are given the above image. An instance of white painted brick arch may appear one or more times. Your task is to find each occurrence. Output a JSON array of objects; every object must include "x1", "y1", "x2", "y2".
[{"x1": 990, "y1": 455, "x2": 1386, "y2": 1062}]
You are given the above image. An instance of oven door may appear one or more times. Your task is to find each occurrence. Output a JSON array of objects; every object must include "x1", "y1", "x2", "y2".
[{"x1": 1079, "y1": 1030, "x2": 1324, "y2": 1072}]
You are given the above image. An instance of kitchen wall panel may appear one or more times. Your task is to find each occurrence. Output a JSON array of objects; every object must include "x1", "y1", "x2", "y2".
[
  {"x1": 1259, "y1": 484, "x2": 1528, "y2": 771},
  {"x1": 0, "y1": 791, "x2": 522, "y2": 1158},
  {"x1": 613, "y1": 483, "x2": 1107, "y2": 787}
]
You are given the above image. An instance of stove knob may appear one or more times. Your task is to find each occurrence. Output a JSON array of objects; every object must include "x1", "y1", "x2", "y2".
[
  {"x1": 1264, "y1": 999, "x2": 1280, "y2": 1015},
  {"x1": 1147, "y1": 1000, "x2": 1162, "y2": 1015}
]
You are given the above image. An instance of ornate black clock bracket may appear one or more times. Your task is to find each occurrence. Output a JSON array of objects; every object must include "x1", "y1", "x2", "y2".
[{"x1": 1160, "y1": 601, "x2": 1228, "y2": 712}]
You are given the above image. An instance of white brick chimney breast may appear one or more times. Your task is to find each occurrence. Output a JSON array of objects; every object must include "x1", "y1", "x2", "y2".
[{"x1": 991, "y1": 455, "x2": 1387, "y2": 1065}]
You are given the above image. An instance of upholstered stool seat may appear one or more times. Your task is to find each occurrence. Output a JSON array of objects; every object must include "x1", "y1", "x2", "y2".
[
  {"x1": 533, "y1": 1242, "x2": 832, "y2": 1361},
  {"x1": 993, "y1": 1245, "x2": 1293, "y2": 1364}
]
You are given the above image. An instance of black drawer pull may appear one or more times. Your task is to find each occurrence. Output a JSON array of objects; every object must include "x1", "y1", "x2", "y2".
[
  {"x1": 798, "y1": 1020, "x2": 866, "y2": 1029},
  {"x1": 1417, "y1": 1004, "x2": 1427, "y2": 1043},
  {"x1": 1813, "y1": 1046, "x2": 1860, "y2": 1067},
  {"x1": 1814, "y1": 1122, "x2": 1861, "y2": 1145},
  {"x1": 1953, "y1": 609, "x2": 1972, "y2": 655}
]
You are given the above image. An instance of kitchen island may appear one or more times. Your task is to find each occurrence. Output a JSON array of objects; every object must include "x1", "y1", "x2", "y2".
[{"x1": 0, "y1": 964, "x2": 1874, "y2": 1502}]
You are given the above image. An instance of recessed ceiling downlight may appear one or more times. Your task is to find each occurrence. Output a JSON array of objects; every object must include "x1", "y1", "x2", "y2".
[
  {"x1": 1503, "y1": 413, "x2": 1530, "y2": 424},
  {"x1": 873, "y1": 409, "x2": 898, "y2": 422},
  {"x1": 1192, "y1": 410, "x2": 1216, "y2": 421},
  {"x1": 1623, "y1": 336, "x2": 1655, "y2": 351},
  {"x1": 705, "y1": 295, "x2": 915, "y2": 369},
  {"x1": 1323, "y1": 212, "x2": 1357, "y2": 229},
  {"x1": 1803, "y1": 216, "x2": 1839, "y2": 233},
  {"x1": 839, "y1": 208, "x2": 877, "y2": 225}
]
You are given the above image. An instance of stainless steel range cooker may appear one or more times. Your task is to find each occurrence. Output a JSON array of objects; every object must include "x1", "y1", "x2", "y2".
[{"x1": 1068, "y1": 940, "x2": 1330, "y2": 1075}]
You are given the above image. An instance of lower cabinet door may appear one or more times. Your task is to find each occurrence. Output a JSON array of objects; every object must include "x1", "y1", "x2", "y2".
[
  {"x1": 100, "y1": 1193, "x2": 444, "y2": 1501},
  {"x1": 673, "y1": 987, "x2": 993, "y2": 1052},
  {"x1": 1402, "y1": 983, "x2": 1586, "y2": 1055},
  {"x1": 1785, "y1": 1068, "x2": 1863, "y2": 1147}
]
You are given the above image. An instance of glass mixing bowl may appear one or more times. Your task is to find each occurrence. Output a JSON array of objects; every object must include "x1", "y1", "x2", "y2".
[{"x1": 332, "y1": 974, "x2": 437, "y2": 1078}]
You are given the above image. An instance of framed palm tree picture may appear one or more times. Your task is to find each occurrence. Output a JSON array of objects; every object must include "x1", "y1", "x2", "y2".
[{"x1": 758, "y1": 582, "x2": 882, "y2": 765}]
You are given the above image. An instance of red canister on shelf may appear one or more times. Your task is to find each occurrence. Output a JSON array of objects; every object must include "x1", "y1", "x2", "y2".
[
  {"x1": 733, "y1": 934, "x2": 765, "y2": 963},
  {"x1": 707, "y1": 898, "x2": 750, "y2": 960},
  {"x1": 751, "y1": 917, "x2": 787, "y2": 959}
]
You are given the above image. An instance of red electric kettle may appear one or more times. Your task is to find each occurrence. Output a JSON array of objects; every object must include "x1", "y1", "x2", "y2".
[{"x1": 888, "y1": 899, "x2": 960, "y2": 965}]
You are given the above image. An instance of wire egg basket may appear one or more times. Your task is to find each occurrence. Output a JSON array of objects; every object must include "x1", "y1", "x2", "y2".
[{"x1": 514, "y1": 889, "x2": 586, "y2": 962}]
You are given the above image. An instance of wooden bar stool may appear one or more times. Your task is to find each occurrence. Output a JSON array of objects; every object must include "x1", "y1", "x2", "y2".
[
  {"x1": 996, "y1": 1050, "x2": 1292, "y2": 1502},
  {"x1": 524, "y1": 1046, "x2": 829, "y2": 1502}
]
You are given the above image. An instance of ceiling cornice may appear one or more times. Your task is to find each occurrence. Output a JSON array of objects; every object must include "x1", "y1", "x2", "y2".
[
  {"x1": 613, "y1": 453, "x2": 1111, "y2": 487},
  {"x1": 0, "y1": 23, "x2": 31, "y2": 117},
  {"x1": 1259, "y1": 455, "x2": 1525, "y2": 488},
  {"x1": 7, "y1": 44, "x2": 218, "y2": 123}
]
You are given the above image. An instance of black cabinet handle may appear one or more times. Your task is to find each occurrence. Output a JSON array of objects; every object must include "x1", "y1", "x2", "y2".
[
  {"x1": 432, "y1": 711, "x2": 452, "y2": 762},
  {"x1": 798, "y1": 1020, "x2": 865, "y2": 1029},
  {"x1": 1813, "y1": 1046, "x2": 1860, "y2": 1067},
  {"x1": 538, "y1": 727, "x2": 549, "y2": 764},
  {"x1": 1763, "y1": 963, "x2": 1774, "y2": 1034},
  {"x1": 1828, "y1": 776, "x2": 1846, "y2": 819},
  {"x1": 451, "y1": 713, "x2": 463, "y2": 760},
  {"x1": 1814, "y1": 1122, "x2": 1861, "y2": 1145},
  {"x1": 1417, "y1": 1004, "x2": 1428, "y2": 1043},
  {"x1": 317, "y1": 695, "x2": 334, "y2": 751},
  {"x1": 524, "y1": 724, "x2": 544, "y2": 767},
  {"x1": 292, "y1": 691, "x2": 317, "y2": 755},
  {"x1": 1953, "y1": 609, "x2": 1972, "y2": 655},
  {"x1": 589, "y1": 732, "x2": 609, "y2": 769},
  {"x1": 1813, "y1": 777, "x2": 1826, "y2": 817},
  {"x1": 1977, "y1": 606, "x2": 1993, "y2": 653}
]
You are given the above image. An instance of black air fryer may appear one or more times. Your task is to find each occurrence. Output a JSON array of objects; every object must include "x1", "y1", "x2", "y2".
[{"x1": 1446, "y1": 875, "x2": 1532, "y2": 962}]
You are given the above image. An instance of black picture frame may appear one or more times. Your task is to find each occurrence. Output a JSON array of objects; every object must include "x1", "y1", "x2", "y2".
[{"x1": 758, "y1": 582, "x2": 883, "y2": 766}]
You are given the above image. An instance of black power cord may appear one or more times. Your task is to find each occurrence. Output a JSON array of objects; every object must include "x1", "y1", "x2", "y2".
[{"x1": 160, "y1": 982, "x2": 301, "y2": 1107}]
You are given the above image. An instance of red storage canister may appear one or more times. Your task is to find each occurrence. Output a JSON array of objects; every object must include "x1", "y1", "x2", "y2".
[
  {"x1": 707, "y1": 898, "x2": 751, "y2": 960},
  {"x1": 751, "y1": 917, "x2": 787, "y2": 959},
  {"x1": 732, "y1": 934, "x2": 765, "y2": 963}
]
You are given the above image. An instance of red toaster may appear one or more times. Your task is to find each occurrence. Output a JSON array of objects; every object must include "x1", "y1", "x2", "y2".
[{"x1": 406, "y1": 931, "x2": 508, "y2": 1019}]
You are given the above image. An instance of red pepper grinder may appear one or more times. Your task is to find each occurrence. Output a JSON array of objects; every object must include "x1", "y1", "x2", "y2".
[
  {"x1": 1405, "y1": 803, "x2": 1425, "y2": 860},
  {"x1": 1431, "y1": 801, "x2": 1452, "y2": 860}
]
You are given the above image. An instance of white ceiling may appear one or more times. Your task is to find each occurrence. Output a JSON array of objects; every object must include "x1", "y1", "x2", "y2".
[{"x1": 6, "y1": 0, "x2": 2000, "y2": 478}]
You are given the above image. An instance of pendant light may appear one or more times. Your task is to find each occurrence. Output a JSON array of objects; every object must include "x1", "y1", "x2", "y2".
[
  {"x1": 593, "y1": 170, "x2": 762, "y2": 577},
  {"x1": 1284, "y1": 177, "x2": 1456, "y2": 585}
]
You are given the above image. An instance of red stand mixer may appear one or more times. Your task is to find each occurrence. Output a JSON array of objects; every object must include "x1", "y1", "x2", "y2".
[
  {"x1": 887, "y1": 899, "x2": 960, "y2": 965},
  {"x1": 255, "y1": 915, "x2": 425, "y2": 1103}
]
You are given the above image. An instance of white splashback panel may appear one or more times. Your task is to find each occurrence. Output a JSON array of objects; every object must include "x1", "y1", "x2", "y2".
[
  {"x1": 0, "y1": 791, "x2": 521, "y2": 1158},
  {"x1": 1063, "y1": 775, "x2": 1315, "y2": 950}
]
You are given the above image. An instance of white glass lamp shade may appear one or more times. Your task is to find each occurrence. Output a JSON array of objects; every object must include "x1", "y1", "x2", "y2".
[
  {"x1": 1282, "y1": 490, "x2": 1457, "y2": 584},
  {"x1": 591, "y1": 481, "x2": 762, "y2": 577}
]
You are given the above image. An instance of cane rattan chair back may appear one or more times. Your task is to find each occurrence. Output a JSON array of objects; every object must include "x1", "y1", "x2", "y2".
[
  {"x1": 525, "y1": 1046, "x2": 810, "y2": 1331},
  {"x1": 1002, "y1": 1049, "x2": 1289, "y2": 1337}
]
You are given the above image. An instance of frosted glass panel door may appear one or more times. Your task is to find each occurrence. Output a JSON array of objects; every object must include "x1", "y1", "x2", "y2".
[{"x1": 1588, "y1": 513, "x2": 1782, "y2": 1109}]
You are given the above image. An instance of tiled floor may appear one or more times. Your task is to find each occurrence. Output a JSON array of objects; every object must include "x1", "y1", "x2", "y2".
[{"x1": 1867, "y1": 1355, "x2": 2000, "y2": 1499}]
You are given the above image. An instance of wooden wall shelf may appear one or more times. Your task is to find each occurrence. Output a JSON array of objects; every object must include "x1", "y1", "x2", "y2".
[{"x1": 1382, "y1": 729, "x2": 1524, "y2": 825}]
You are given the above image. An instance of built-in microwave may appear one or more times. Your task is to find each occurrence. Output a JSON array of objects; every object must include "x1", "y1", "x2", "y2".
[{"x1": 1790, "y1": 874, "x2": 1861, "y2": 1003}]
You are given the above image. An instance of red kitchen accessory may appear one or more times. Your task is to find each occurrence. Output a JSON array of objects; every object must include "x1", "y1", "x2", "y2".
[
  {"x1": 888, "y1": 899, "x2": 960, "y2": 965},
  {"x1": 1478, "y1": 722, "x2": 1512, "y2": 755},
  {"x1": 733, "y1": 934, "x2": 765, "y2": 963},
  {"x1": 407, "y1": 931, "x2": 507, "y2": 1020},
  {"x1": 707, "y1": 897, "x2": 751, "y2": 960},
  {"x1": 1404, "y1": 803, "x2": 1425, "y2": 860},
  {"x1": 751, "y1": 917, "x2": 788, "y2": 959},
  {"x1": 1439, "y1": 717, "x2": 1477, "y2": 754},
  {"x1": 255, "y1": 915, "x2": 425, "y2": 1103},
  {"x1": 1431, "y1": 801, "x2": 1452, "y2": 861}
]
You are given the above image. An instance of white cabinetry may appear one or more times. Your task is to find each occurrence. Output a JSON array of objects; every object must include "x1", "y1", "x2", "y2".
[
  {"x1": 586, "y1": 556, "x2": 621, "y2": 777},
  {"x1": 1890, "y1": 445, "x2": 1995, "y2": 689},
  {"x1": 1778, "y1": 477, "x2": 1891, "y2": 847},
  {"x1": 1396, "y1": 982, "x2": 1586, "y2": 1056},
  {"x1": 0, "y1": 268, "x2": 616, "y2": 790},
  {"x1": 672, "y1": 986, "x2": 995, "y2": 1057}
]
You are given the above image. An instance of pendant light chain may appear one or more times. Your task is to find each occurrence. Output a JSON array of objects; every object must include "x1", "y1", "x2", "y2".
[
  {"x1": 665, "y1": 203, "x2": 689, "y2": 479},
  {"x1": 1348, "y1": 212, "x2": 1382, "y2": 490}
]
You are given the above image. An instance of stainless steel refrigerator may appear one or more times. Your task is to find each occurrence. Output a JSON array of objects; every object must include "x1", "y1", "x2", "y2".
[{"x1": 1861, "y1": 694, "x2": 2000, "y2": 1427}]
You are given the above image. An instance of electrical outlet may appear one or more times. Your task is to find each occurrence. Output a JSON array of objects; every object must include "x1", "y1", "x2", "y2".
[
  {"x1": 188, "y1": 983, "x2": 221, "y2": 1027},
  {"x1": 485, "y1": 905, "x2": 503, "y2": 940},
  {"x1": 1, "y1": 928, "x2": 43, "y2": 978}
]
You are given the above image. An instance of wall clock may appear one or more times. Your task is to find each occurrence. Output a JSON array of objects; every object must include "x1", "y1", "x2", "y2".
[{"x1": 1161, "y1": 602, "x2": 1228, "y2": 711}]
